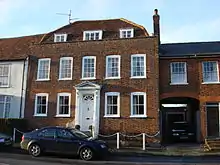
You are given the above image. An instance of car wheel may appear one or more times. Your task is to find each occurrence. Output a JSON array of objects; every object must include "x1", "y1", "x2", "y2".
[
  {"x1": 79, "y1": 147, "x2": 94, "y2": 161},
  {"x1": 28, "y1": 144, "x2": 41, "y2": 157}
]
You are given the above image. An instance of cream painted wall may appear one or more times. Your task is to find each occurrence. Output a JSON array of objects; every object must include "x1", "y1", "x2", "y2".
[{"x1": 0, "y1": 59, "x2": 28, "y2": 118}]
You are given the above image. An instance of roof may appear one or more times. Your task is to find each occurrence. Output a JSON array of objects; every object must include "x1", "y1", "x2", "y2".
[
  {"x1": 160, "y1": 41, "x2": 220, "y2": 57},
  {"x1": 0, "y1": 34, "x2": 44, "y2": 60},
  {"x1": 40, "y1": 18, "x2": 149, "y2": 43}
]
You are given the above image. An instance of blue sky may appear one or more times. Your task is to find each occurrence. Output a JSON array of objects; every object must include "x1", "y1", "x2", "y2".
[{"x1": 0, "y1": 0, "x2": 220, "y2": 43}]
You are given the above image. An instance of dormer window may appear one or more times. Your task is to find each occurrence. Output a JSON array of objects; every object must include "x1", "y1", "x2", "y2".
[
  {"x1": 83, "y1": 30, "x2": 102, "y2": 41},
  {"x1": 54, "y1": 34, "x2": 67, "y2": 42},
  {"x1": 120, "y1": 28, "x2": 134, "y2": 38}
]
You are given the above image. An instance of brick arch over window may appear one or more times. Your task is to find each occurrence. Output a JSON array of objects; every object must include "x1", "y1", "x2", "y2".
[{"x1": 160, "y1": 92, "x2": 199, "y2": 101}]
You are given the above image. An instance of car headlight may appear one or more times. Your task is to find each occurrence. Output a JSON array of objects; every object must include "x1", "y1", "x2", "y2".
[{"x1": 100, "y1": 144, "x2": 106, "y2": 148}]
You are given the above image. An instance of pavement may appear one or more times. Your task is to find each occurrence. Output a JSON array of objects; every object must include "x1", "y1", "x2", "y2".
[{"x1": 2, "y1": 147, "x2": 220, "y2": 164}]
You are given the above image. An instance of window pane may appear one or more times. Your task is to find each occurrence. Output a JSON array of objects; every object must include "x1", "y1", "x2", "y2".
[
  {"x1": 0, "y1": 95, "x2": 11, "y2": 118},
  {"x1": 132, "y1": 94, "x2": 145, "y2": 116},
  {"x1": 58, "y1": 95, "x2": 70, "y2": 115},
  {"x1": 38, "y1": 60, "x2": 50, "y2": 80},
  {"x1": 106, "y1": 94, "x2": 119, "y2": 115},
  {"x1": 36, "y1": 95, "x2": 47, "y2": 115},
  {"x1": 171, "y1": 62, "x2": 187, "y2": 83},
  {"x1": 0, "y1": 65, "x2": 9, "y2": 87},
  {"x1": 107, "y1": 57, "x2": 119, "y2": 77},
  {"x1": 132, "y1": 56, "x2": 145, "y2": 77},
  {"x1": 60, "y1": 58, "x2": 72, "y2": 79},
  {"x1": 203, "y1": 61, "x2": 218, "y2": 82},
  {"x1": 83, "y1": 57, "x2": 95, "y2": 78}
]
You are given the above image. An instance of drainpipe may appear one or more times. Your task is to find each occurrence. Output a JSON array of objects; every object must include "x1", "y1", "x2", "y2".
[{"x1": 19, "y1": 57, "x2": 28, "y2": 118}]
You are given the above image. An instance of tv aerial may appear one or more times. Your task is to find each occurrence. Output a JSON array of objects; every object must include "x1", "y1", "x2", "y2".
[{"x1": 56, "y1": 10, "x2": 79, "y2": 24}]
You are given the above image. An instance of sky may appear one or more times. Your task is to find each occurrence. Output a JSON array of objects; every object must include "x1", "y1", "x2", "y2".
[{"x1": 0, "y1": 0, "x2": 220, "y2": 43}]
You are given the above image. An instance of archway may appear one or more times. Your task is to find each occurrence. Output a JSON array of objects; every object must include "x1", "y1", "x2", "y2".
[{"x1": 160, "y1": 97, "x2": 200, "y2": 144}]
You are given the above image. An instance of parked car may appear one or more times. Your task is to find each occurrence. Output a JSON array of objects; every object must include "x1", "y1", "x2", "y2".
[
  {"x1": 0, "y1": 132, "x2": 13, "y2": 149},
  {"x1": 171, "y1": 121, "x2": 195, "y2": 142},
  {"x1": 20, "y1": 126, "x2": 109, "y2": 161}
]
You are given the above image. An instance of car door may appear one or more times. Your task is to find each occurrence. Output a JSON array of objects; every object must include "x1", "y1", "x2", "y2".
[
  {"x1": 55, "y1": 128, "x2": 80, "y2": 155},
  {"x1": 37, "y1": 128, "x2": 57, "y2": 152}
]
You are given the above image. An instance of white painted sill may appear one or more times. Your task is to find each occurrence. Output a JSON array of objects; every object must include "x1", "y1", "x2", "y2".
[
  {"x1": 130, "y1": 76, "x2": 146, "y2": 79},
  {"x1": 170, "y1": 82, "x2": 189, "y2": 85},
  {"x1": 80, "y1": 77, "x2": 96, "y2": 80},
  {"x1": 55, "y1": 114, "x2": 71, "y2": 118},
  {"x1": 105, "y1": 77, "x2": 121, "y2": 80},
  {"x1": 34, "y1": 114, "x2": 47, "y2": 117},
  {"x1": 0, "y1": 85, "x2": 10, "y2": 88},
  {"x1": 104, "y1": 115, "x2": 120, "y2": 118},
  {"x1": 58, "y1": 78, "x2": 72, "y2": 81},
  {"x1": 130, "y1": 115, "x2": 147, "y2": 118},
  {"x1": 202, "y1": 82, "x2": 220, "y2": 85},
  {"x1": 36, "y1": 79, "x2": 50, "y2": 81}
]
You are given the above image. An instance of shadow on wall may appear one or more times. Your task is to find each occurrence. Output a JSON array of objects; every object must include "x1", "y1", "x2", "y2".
[
  {"x1": 25, "y1": 98, "x2": 77, "y2": 130},
  {"x1": 0, "y1": 94, "x2": 23, "y2": 119}
]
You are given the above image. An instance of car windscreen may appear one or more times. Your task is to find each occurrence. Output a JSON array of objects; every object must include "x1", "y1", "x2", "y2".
[{"x1": 69, "y1": 129, "x2": 89, "y2": 139}]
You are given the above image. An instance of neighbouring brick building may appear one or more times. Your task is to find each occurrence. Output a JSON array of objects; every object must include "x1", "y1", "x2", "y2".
[{"x1": 1, "y1": 9, "x2": 220, "y2": 143}]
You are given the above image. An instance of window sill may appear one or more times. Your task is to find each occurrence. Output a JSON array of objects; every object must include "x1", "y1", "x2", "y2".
[
  {"x1": 104, "y1": 115, "x2": 120, "y2": 118},
  {"x1": 36, "y1": 79, "x2": 50, "y2": 81},
  {"x1": 58, "y1": 78, "x2": 72, "y2": 81},
  {"x1": 34, "y1": 114, "x2": 47, "y2": 117},
  {"x1": 130, "y1": 115, "x2": 147, "y2": 118},
  {"x1": 130, "y1": 76, "x2": 146, "y2": 79},
  {"x1": 0, "y1": 85, "x2": 10, "y2": 88},
  {"x1": 81, "y1": 78, "x2": 96, "y2": 80},
  {"x1": 55, "y1": 114, "x2": 71, "y2": 118},
  {"x1": 202, "y1": 82, "x2": 220, "y2": 84},
  {"x1": 170, "y1": 82, "x2": 188, "y2": 85},
  {"x1": 105, "y1": 77, "x2": 121, "y2": 80}
]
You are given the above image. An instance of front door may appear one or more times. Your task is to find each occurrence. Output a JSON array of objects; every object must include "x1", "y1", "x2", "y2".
[
  {"x1": 81, "y1": 94, "x2": 94, "y2": 131},
  {"x1": 207, "y1": 104, "x2": 220, "y2": 137}
]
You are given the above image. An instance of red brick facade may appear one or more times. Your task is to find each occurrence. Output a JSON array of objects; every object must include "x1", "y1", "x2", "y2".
[
  {"x1": 24, "y1": 36, "x2": 159, "y2": 139},
  {"x1": 159, "y1": 57, "x2": 220, "y2": 142}
]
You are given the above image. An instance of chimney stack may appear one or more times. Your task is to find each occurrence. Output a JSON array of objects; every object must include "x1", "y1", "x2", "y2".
[{"x1": 153, "y1": 9, "x2": 160, "y2": 45}]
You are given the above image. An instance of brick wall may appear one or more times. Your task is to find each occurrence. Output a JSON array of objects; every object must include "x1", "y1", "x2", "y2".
[
  {"x1": 159, "y1": 57, "x2": 220, "y2": 141},
  {"x1": 25, "y1": 37, "x2": 160, "y2": 137}
]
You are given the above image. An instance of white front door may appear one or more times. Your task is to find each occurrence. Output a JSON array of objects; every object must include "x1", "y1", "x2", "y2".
[{"x1": 80, "y1": 94, "x2": 94, "y2": 131}]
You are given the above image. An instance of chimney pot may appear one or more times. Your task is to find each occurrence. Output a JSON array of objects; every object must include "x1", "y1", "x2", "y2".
[{"x1": 154, "y1": 9, "x2": 158, "y2": 15}]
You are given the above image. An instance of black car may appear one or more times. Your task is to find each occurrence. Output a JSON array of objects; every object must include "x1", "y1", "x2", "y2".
[
  {"x1": 171, "y1": 121, "x2": 195, "y2": 142},
  {"x1": 20, "y1": 126, "x2": 109, "y2": 161},
  {"x1": 0, "y1": 132, "x2": 13, "y2": 149}
]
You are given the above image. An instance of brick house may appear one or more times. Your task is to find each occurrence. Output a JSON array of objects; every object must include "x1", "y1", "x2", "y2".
[
  {"x1": 23, "y1": 13, "x2": 160, "y2": 139},
  {"x1": 0, "y1": 35, "x2": 42, "y2": 119},
  {"x1": 160, "y1": 42, "x2": 220, "y2": 143},
  {"x1": 2, "y1": 9, "x2": 220, "y2": 144}
]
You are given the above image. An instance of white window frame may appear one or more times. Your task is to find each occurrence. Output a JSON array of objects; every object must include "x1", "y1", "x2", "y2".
[
  {"x1": 54, "y1": 34, "x2": 67, "y2": 42},
  {"x1": 34, "y1": 93, "x2": 48, "y2": 117},
  {"x1": 36, "y1": 58, "x2": 51, "y2": 81},
  {"x1": 0, "y1": 95, "x2": 11, "y2": 118},
  {"x1": 56, "y1": 93, "x2": 71, "y2": 117},
  {"x1": 131, "y1": 54, "x2": 146, "y2": 78},
  {"x1": 59, "y1": 57, "x2": 73, "y2": 80},
  {"x1": 105, "y1": 55, "x2": 121, "y2": 79},
  {"x1": 202, "y1": 61, "x2": 219, "y2": 84},
  {"x1": 130, "y1": 92, "x2": 147, "y2": 118},
  {"x1": 170, "y1": 62, "x2": 188, "y2": 85},
  {"x1": 82, "y1": 56, "x2": 96, "y2": 80},
  {"x1": 83, "y1": 30, "x2": 103, "y2": 41},
  {"x1": 0, "y1": 64, "x2": 11, "y2": 88},
  {"x1": 104, "y1": 92, "x2": 120, "y2": 118},
  {"x1": 120, "y1": 28, "x2": 134, "y2": 38}
]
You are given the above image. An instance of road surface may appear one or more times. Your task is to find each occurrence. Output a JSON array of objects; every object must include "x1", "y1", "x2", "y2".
[{"x1": 1, "y1": 150, "x2": 220, "y2": 164}]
